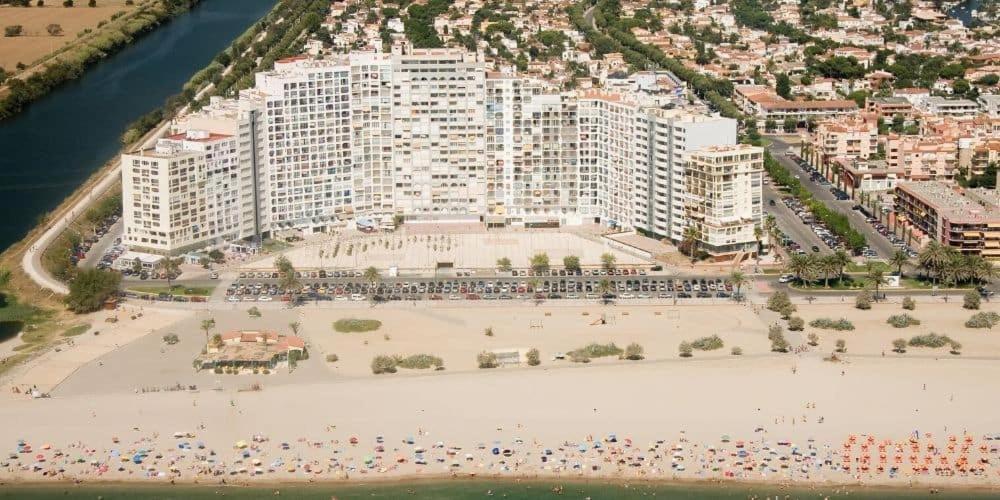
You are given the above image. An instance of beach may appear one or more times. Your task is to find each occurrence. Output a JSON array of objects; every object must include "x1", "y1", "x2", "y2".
[{"x1": 1, "y1": 299, "x2": 1000, "y2": 490}]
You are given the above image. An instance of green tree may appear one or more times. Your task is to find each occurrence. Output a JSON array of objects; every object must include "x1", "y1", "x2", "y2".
[
  {"x1": 496, "y1": 257, "x2": 512, "y2": 272},
  {"x1": 563, "y1": 255, "x2": 581, "y2": 273},
  {"x1": 890, "y1": 249, "x2": 909, "y2": 276},
  {"x1": 775, "y1": 72, "x2": 791, "y2": 99},
  {"x1": 681, "y1": 225, "x2": 700, "y2": 262},
  {"x1": 600, "y1": 252, "x2": 616, "y2": 270},
  {"x1": 200, "y1": 318, "x2": 216, "y2": 344},
  {"x1": 530, "y1": 253, "x2": 550, "y2": 274},
  {"x1": 65, "y1": 269, "x2": 121, "y2": 313},
  {"x1": 156, "y1": 257, "x2": 182, "y2": 288},
  {"x1": 729, "y1": 270, "x2": 748, "y2": 298}
]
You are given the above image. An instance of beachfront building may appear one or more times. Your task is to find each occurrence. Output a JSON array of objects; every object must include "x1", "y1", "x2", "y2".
[
  {"x1": 121, "y1": 130, "x2": 242, "y2": 255},
  {"x1": 195, "y1": 330, "x2": 307, "y2": 373},
  {"x1": 121, "y1": 48, "x2": 755, "y2": 258},
  {"x1": 894, "y1": 182, "x2": 1000, "y2": 260},
  {"x1": 685, "y1": 144, "x2": 765, "y2": 259}
]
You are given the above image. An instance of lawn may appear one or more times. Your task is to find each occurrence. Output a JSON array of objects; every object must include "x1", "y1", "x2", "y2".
[
  {"x1": 333, "y1": 318, "x2": 382, "y2": 333},
  {"x1": 129, "y1": 284, "x2": 216, "y2": 296},
  {"x1": 61, "y1": 323, "x2": 90, "y2": 337},
  {"x1": 845, "y1": 261, "x2": 891, "y2": 273}
]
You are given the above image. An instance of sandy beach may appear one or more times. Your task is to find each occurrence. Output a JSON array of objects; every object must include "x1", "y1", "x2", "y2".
[{"x1": 2, "y1": 299, "x2": 1000, "y2": 488}]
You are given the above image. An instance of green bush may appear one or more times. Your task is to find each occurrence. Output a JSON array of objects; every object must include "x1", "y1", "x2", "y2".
[
  {"x1": 808, "y1": 318, "x2": 855, "y2": 331},
  {"x1": 908, "y1": 333, "x2": 952, "y2": 348},
  {"x1": 902, "y1": 296, "x2": 916, "y2": 310},
  {"x1": 623, "y1": 342, "x2": 644, "y2": 360},
  {"x1": 768, "y1": 324, "x2": 788, "y2": 352},
  {"x1": 807, "y1": 332, "x2": 819, "y2": 346},
  {"x1": 892, "y1": 338, "x2": 907, "y2": 353},
  {"x1": 731, "y1": 346, "x2": 743, "y2": 356},
  {"x1": 371, "y1": 355, "x2": 398, "y2": 374},
  {"x1": 568, "y1": 342, "x2": 623, "y2": 360},
  {"x1": 325, "y1": 353, "x2": 339, "y2": 363},
  {"x1": 835, "y1": 339, "x2": 846, "y2": 353},
  {"x1": 334, "y1": 318, "x2": 382, "y2": 333},
  {"x1": 966, "y1": 311, "x2": 1000, "y2": 329},
  {"x1": 766, "y1": 291, "x2": 792, "y2": 312},
  {"x1": 679, "y1": 341, "x2": 693, "y2": 357},
  {"x1": 526, "y1": 348, "x2": 540, "y2": 366},
  {"x1": 964, "y1": 290, "x2": 981, "y2": 310},
  {"x1": 477, "y1": 351, "x2": 499, "y2": 369},
  {"x1": 886, "y1": 314, "x2": 920, "y2": 328},
  {"x1": 162, "y1": 333, "x2": 179, "y2": 345},
  {"x1": 396, "y1": 354, "x2": 443, "y2": 370},
  {"x1": 690, "y1": 335, "x2": 724, "y2": 351},
  {"x1": 855, "y1": 290, "x2": 872, "y2": 310},
  {"x1": 787, "y1": 316, "x2": 804, "y2": 331}
]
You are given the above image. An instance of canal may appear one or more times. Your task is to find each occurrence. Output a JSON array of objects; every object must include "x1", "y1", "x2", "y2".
[{"x1": 0, "y1": 0, "x2": 275, "y2": 253}]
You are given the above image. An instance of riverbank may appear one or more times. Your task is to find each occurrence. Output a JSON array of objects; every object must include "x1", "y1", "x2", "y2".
[{"x1": 0, "y1": 0, "x2": 203, "y2": 121}]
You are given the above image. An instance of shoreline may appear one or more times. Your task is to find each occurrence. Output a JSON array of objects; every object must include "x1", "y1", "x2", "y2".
[{"x1": 3, "y1": 474, "x2": 1000, "y2": 495}]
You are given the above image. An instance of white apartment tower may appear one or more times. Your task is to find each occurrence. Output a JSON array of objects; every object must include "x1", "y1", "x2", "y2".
[
  {"x1": 121, "y1": 131, "x2": 241, "y2": 255},
  {"x1": 685, "y1": 144, "x2": 764, "y2": 258},
  {"x1": 391, "y1": 49, "x2": 486, "y2": 219},
  {"x1": 121, "y1": 50, "x2": 759, "y2": 258}
]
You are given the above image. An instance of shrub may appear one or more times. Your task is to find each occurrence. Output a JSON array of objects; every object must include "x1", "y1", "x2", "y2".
[
  {"x1": 835, "y1": 339, "x2": 846, "y2": 353},
  {"x1": 787, "y1": 316, "x2": 804, "y2": 331},
  {"x1": 690, "y1": 335, "x2": 724, "y2": 351},
  {"x1": 526, "y1": 348, "x2": 540, "y2": 366},
  {"x1": 371, "y1": 355, "x2": 398, "y2": 374},
  {"x1": 623, "y1": 342, "x2": 644, "y2": 360},
  {"x1": 477, "y1": 351, "x2": 499, "y2": 369},
  {"x1": 807, "y1": 332, "x2": 819, "y2": 346},
  {"x1": 948, "y1": 340, "x2": 962, "y2": 355},
  {"x1": 568, "y1": 342, "x2": 623, "y2": 360},
  {"x1": 678, "y1": 341, "x2": 693, "y2": 357},
  {"x1": 779, "y1": 304, "x2": 796, "y2": 320},
  {"x1": 965, "y1": 311, "x2": 1000, "y2": 329},
  {"x1": 396, "y1": 354, "x2": 443, "y2": 370},
  {"x1": 568, "y1": 352, "x2": 591, "y2": 363},
  {"x1": 162, "y1": 333, "x2": 179, "y2": 345},
  {"x1": 908, "y1": 333, "x2": 952, "y2": 348},
  {"x1": 484, "y1": 326, "x2": 494, "y2": 337},
  {"x1": 213, "y1": 367, "x2": 223, "y2": 374},
  {"x1": 855, "y1": 290, "x2": 872, "y2": 310},
  {"x1": 886, "y1": 314, "x2": 920, "y2": 328},
  {"x1": 247, "y1": 306, "x2": 261, "y2": 318},
  {"x1": 731, "y1": 346, "x2": 743, "y2": 356},
  {"x1": 768, "y1": 324, "x2": 789, "y2": 352},
  {"x1": 809, "y1": 318, "x2": 855, "y2": 331},
  {"x1": 964, "y1": 290, "x2": 981, "y2": 310},
  {"x1": 892, "y1": 338, "x2": 907, "y2": 353},
  {"x1": 767, "y1": 291, "x2": 792, "y2": 312},
  {"x1": 262, "y1": 369, "x2": 270, "y2": 374},
  {"x1": 902, "y1": 296, "x2": 916, "y2": 310},
  {"x1": 325, "y1": 354, "x2": 339, "y2": 363},
  {"x1": 334, "y1": 318, "x2": 382, "y2": 333}
]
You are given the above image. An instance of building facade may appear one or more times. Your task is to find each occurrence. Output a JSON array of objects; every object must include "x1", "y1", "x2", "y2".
[{"x1": 685, "y1": 145, "x2": 764, "y2": 258}]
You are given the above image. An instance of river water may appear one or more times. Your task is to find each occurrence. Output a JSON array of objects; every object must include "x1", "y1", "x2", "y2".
[{"x1": 0, "y1": 0, "x2": 275, "y2": 253}]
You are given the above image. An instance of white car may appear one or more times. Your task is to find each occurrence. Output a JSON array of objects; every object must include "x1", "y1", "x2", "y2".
[
  {"x1": 242, "y1": 296, "x2": 256, "y2": 302},
  {"x1": 257, "y1": 296, "x2": 272, "y2": 302},
  {"x1": 350, "y1": 293, "x2": 364, "y2": 301},
  {"x1": 777, "y1": 274, "x2": 794, "y2": 283},
  {"x1": 227, "y1": 296, "x2": 240, "y2": 303},
  {"x1": 334, "y1": 295, "x2": 348, "y2": 301},
  {"x1": 620, "y1": 293, "x2": 635, "y2": 299},
  {"x1": 448, "y1": 294, "x2": 461, "y2": 300}
]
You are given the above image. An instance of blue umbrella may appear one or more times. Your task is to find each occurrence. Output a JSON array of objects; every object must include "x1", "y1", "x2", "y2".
[{"x1": 491, "y1": 447, "x2": 500, "y2": 455}]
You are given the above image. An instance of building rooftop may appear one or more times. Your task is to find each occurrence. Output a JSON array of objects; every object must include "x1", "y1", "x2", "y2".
[{"x1": 897, "y1": 182, "x2": 1000, "y2": 223}]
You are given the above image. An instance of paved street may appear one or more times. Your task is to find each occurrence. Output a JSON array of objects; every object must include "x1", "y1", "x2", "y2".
[
  {"x1": 767, "y1": 136, "x2": 899, "y2": 259},
  {"x1": 763, "y1": 181, "x2": 831, "y2": 255}
]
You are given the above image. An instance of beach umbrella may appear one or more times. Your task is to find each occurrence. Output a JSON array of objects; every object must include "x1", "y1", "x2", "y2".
[
  {"x1": 235, "y1": 441, "x2": 248, "y2": 449},
  {"x1": 492, "y1": 447, "x2": 501, "y2": 455}
]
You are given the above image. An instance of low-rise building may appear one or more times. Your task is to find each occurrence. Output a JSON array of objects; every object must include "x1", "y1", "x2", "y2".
[
  {"x1": 734, "y1": 85, "x2": 858, "y2": 128},
  {"x1": 920, "y1": 96, "x2": 981, "y2": 118},
  {"x1": 894, "y1": 182, "x2": 1000, "y2": 259},
  {"x1": 195, "y1": 330, "x2": 307, "y2": 372}
]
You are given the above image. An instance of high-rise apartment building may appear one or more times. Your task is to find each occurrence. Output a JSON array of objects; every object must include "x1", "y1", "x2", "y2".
[
  {"x1": 121, "y1": 130, "x2": 241, "y2": 255},
  {"x1": 686, "y1": 144, "x2": 764, "y2": 258},
  {"x1": 122, "y1": 49, "x2": 759, "y2": 257}
]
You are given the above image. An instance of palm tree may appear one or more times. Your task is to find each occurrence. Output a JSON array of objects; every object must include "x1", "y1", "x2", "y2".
[
  {"x1": 819, "y1": 254, "x2": 839, "y2": 287},
  {"x1": 729, "y1": 271, "x2": 748, "y2": 298},
  {"x1": 786, "y1": 253, "x2": 815, "y2": 284},
  {"x1": 600, "y1": 252, "x2": 616, "y2": 270},
  {"x1": 968, "y1": 255, "x2": 1000, "y2": 285},
  {"x1": 918, "y1": 241, "x2": 948, "y2": 283},
  {"x1": 830, "y1": 250, "x2": 851, "y2": 282},
  {"x1": 363, "y1": 266, "x2": 381, "y2": 302},
  {"x1": 866, "y1": 264, "x2": 886, "y2": 301},
  {"x1": 200, "y1": 318, "x2": 216, "y2": 344},
  {"x1": 156, "y1": 257, "x2": 182, "y2": 288},
  {"x1": 682, "y1": 225, "x2": 700, "y2": 262},
  {"x1": 940, "y1": 257, "x2": 964, "y2": 287},
  {"x1": 889, "y1": 249, "x2": 909, "y2": 277}
]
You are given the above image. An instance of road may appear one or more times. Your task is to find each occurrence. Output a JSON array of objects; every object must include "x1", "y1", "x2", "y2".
[
  {"x1": 763, "y1": 182, "x2": 831, "y2": 255},
  {"x1": 79, "y1": 220, "x2": 123, "y2": 269},
  {"x1": 767, "y1": 137, "x2": 899, "y2": 259}
]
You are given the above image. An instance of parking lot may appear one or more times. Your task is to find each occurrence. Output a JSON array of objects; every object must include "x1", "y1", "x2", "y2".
[{"x1": 222, "y1": 271, "x2": 741, "y2": 303}]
